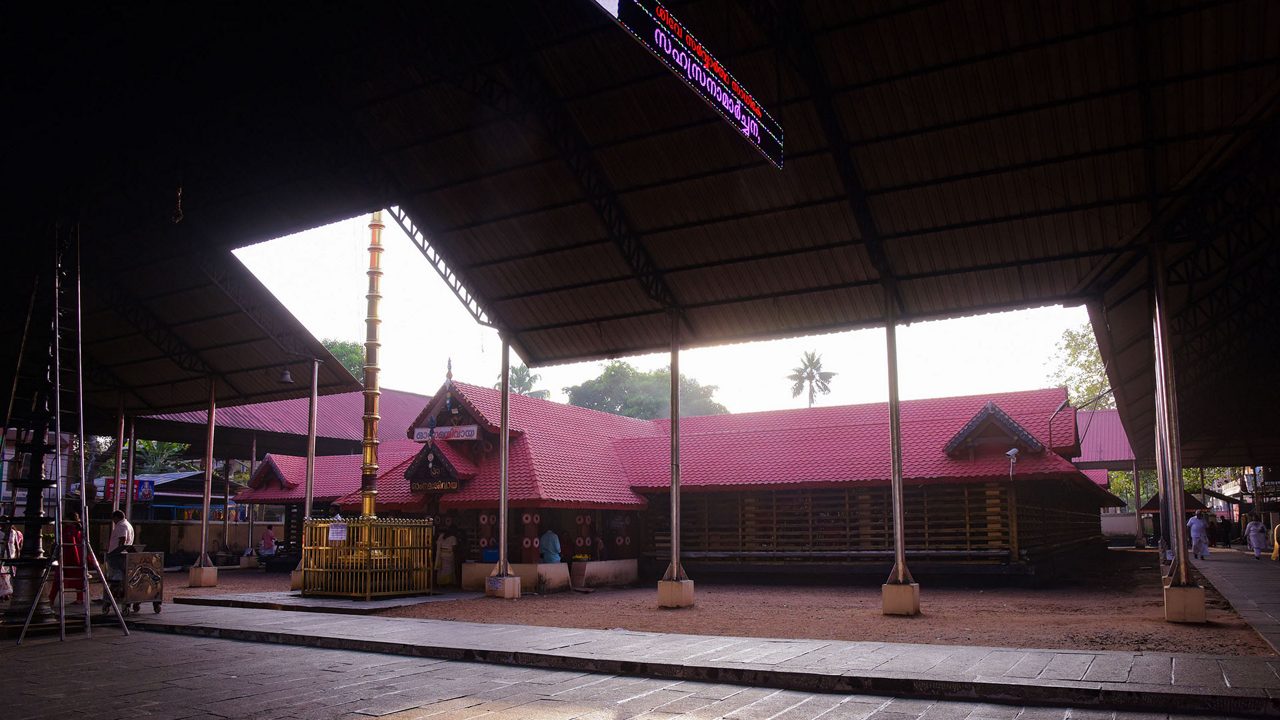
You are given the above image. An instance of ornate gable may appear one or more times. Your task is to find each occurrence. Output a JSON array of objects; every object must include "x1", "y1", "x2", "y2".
[{"x1": 944, "y1": 401, "x2": 1045, "y2": 458}]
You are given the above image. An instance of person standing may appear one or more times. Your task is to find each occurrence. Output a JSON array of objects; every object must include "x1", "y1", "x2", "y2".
[
  {"x1": 435, "y1": 528, "x2": 458, "y2": 587},
  {"x1": 0, "y1": 522, "x2": 21, "y2": 601},
  {"x1": 1187, "y1": 511, "x2": 1210, "y2": 560},
  {"x1": 1219, "y1": 516, "x2": 1234, "y2": 548},
  {"x1": 106, "y1": 509, "x2": 135, "y2": 578},
  {"x1": 539, "y1": 526, "x2": 561, "y2": 564},
  {"x1": 259, "y1": 525, "x2": 277, "y2": 557},
  {"x1": 49, "y1": 512, "x2": 86, "y2": 606},
  {"x1": 1244, "y1": 514, "x2": 1269, "y2": 560}
]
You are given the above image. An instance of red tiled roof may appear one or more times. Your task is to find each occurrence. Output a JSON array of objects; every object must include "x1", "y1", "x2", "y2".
[
  {"x1": 151, "y1": 387, "x2": 430, "y2": 443},
  {"x1": 1072, "y1": 409, "x2": 1135, "y2": 467},
  {"x1": 1081, "y1": 468, "x2": 1111, "y2": 486},
  {"x1": 235, "y1": 440, "x2": 420, "y2": 504},
  {"x1": 355, "y1": 384, "x2": 1116, "y2": 511},
  {"x1": 618, "y1": 388, "x2": 1082, "y2": 491}
]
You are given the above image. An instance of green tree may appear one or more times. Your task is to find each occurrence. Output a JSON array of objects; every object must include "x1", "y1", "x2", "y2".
[
  {"x1": 1047, "y1": 322, "x2": 1114, "y2": 408},
  {"x1": 322, "y1": 338, "x2": 365, "y2": 383},
  {"x1": 788, "y1": 351, "x2": 836, "y2": 409},
  {"x1": 93, "y1": 438, "x2": 196, "y2": 478},
  {"x1": 563, "y1": 361, "x2": 727, "y2": 419},
  {"x1": 1106, "y1": 466, "x2": 1234, "y2": 510},
  {"x1": 496, "y1": 363, "x2": 550, "y2": 400}
]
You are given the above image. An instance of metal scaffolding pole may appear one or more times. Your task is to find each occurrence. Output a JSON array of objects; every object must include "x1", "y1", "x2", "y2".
[
  {"x1": 662, "y1": 311, "x2": 686, "y2": 582},
  {"x1": 198, "y1": 381, "x2": 216, "y2": 568},
  {"x1": 497, "y1": 336, "x2": 511, "y2": 577}
]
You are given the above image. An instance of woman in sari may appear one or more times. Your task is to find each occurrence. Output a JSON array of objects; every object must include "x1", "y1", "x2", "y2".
[{"x1": 49, "y1": 513, "x2": 86, "y2": 605}]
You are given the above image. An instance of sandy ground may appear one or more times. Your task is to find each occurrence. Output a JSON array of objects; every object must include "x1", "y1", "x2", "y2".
[
  {"x1": 144, "y1": 550, "x2": 1274, "y2": 656},
  {"x1": 161, "y1": 567, "x2": 294, "y2": 599},
  {"x1": 373, "y1": 549, "x2": 1274, "y2": 656}
]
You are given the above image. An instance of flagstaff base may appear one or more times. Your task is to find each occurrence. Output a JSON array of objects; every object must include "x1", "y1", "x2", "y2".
[
  {"x1": 486, "y1": 575, "x2": 521, "y2": 599},
  {"x1": 882, "y1": 582, "x2": 920, "y2": 616},
  {"x1": 188, "y1": 566, "x2": 218, "y2": 588},
  {"x1": 657, "y1": 579, "x2": 695, "y2": 608},
  {"x1": 1164, "y1": 585, "x2": 1206, "y2": 624},
  {"x1": 290, "y1": 569, "x2": 304, "y2": 591}
]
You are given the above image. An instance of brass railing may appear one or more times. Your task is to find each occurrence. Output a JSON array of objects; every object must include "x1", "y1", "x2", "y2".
[{"x1": 301, "y1": 518, "x2": 434, "y2": 600}]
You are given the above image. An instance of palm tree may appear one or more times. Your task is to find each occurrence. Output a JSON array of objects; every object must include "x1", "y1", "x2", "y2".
[
  {"x1": 497, "y1": 363, "x2": 551, "y2": 399},
  {"x1": 788, "y1": 351, "x2": 836, "y2": 408}
]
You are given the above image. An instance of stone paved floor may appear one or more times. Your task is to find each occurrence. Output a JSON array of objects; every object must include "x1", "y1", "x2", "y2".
[
  {"x1": 127, "y1": 604, "x2": 1280, "y2": 717},
  {"x1": 1192, "y1": 549, "x2": 1280, "y2": 653},
  {"x1": 3, "y1": 632, "x2": 1258, "y2": 719},
  {"x1": 175, "y1": 591, "x2": 484, "y2": 614}
]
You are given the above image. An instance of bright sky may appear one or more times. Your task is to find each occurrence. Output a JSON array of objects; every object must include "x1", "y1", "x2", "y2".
[{"x1": 234, "y1": 213, "x2": 1088, "y2": 413}]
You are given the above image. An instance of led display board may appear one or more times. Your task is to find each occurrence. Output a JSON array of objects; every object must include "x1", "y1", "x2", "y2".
[{"x1": 591, "y1": 0, "x2": 784, "y2": 168}]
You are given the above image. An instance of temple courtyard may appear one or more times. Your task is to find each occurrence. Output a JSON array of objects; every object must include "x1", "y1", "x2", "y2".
[{"x1": 165, "y1": 549, "x2": 1274, "y2": 656}]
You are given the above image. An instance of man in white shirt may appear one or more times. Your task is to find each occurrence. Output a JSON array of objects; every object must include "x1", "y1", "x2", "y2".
[{"x1": 107, "y1": 510, "x2": 135, "y2": 578}]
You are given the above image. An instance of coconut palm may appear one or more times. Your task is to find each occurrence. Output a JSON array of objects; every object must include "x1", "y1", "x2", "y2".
[
  {"x1": 497, "y1": 363, "x2": 551, "y2": 399},
  {"x1": 788, "y1": 351, "x2": 836, "y2": 409}
]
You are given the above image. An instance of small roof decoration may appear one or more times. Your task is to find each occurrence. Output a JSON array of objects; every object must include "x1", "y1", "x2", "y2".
[{"x1": 944, "y1": 401, "x2": 1045, "y2": 457}]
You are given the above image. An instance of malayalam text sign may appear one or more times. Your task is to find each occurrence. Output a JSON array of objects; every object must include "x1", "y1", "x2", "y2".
[
  {"x1": 412, "y1": 424, "x2": 479, "y2": 442},
  {"x1": 592, "y1": 0, "x2": 784, "y2": 168}
]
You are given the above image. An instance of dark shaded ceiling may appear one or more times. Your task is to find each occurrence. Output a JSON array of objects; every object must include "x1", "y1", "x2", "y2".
[{"x1": 5, "y1": 1, "x2": 1279, "y2": 464}]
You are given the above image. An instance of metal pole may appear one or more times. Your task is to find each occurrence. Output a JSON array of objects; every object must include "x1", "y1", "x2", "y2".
[
  {"x1": 497, "y1": 336, "x2": 511, "y2": 577},
  {"x1": 52, "y1": 241, "x2": 66, "y2": 640},
  {"x1": 199, "y1": 380, "x2": 216, "y2": 568},
  {"x1": 111, "y1": 400, "x2": 124, "y2": 512},
  {"x1": 1133, "y1": 459, "x2": 1145, "y2": 548},
  {"x1": 1153, "y1": 242, "x2": 1190, "y2": 587},
  {"x1": 124, "y1": 418, "x2": 136, "y2": 521},
  {"x1": 663, "y1": 312, "x2": 685, "y2": 581},
  {"x1": 73, "y1": 226, "x2": 94, "y2": 634},
  {"x1": 222, "y1": 457, "x2": 231, "y2": 555},
  {"x1": 304, "y1": 358, "x2": 318, "y2": 518},
  {"x1": 247, "y1": 433, "x2": 256, "y2": 553},
  {"x1": 885, "y1": 302, "x2": 912, "y2": 585}
]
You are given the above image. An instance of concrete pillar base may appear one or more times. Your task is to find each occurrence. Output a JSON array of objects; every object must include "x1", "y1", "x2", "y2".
[
  {"x1": 882, "y1": 582, "x2": 920, "y2": 616},
  {"x1": 239, "y1": 556, "x2": 259, "y2": 568},
  {"x1": 290, "y1": 569, "x2": 303, "y2": 591},
  {"x1": 486, "y1": 575, "x2": 521, "y2": 599},
  {"x1": 657, "y1": 579, "x2": 695, "y2": 608},
  {"x1": 188, "y1": 566, "x2": 218, "y2": 588},
  {"x1": 1164, "y1": 584, "x2": 1207, "y2": 623}
]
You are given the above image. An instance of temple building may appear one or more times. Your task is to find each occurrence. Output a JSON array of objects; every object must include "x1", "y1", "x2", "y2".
[{"x1": 238, "y1": 381, "x2": 1121, "y2": 587}]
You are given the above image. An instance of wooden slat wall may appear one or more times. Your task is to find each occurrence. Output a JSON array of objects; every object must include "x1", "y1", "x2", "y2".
[
  {"x1": 643, "y1": 483, "x2": 1013, "y2": 562},
  {"x1": 1014, "y1": 479, "x2": 1106, "y2": 558}
]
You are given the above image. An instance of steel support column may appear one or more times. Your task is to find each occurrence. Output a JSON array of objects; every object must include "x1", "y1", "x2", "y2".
[
  {"x1": 662, "y1": 311, "x2": 686, "y2": 583},
  {"x1": 885, "y1": 302, "x2": 912, "y2": 586},
  {"x1": 124, "y1": 419, "x2": 136, "y2": 520},
  {"x1": 247, "y1": 433, "x2": 256, "y2": 553},
  {"x1": 1153, "y1": 244, "x2": 1191, "y2": 587},
  {"x1": 222, "y1": 457, "x2": 231, "y2": 554},
  {"x1": 1133, "y1": 459, "x2": 1145, "y2": 548},
  {"x1": 198, "y1": 380, "x2": 216, "y2": 568},
  {"x1": 497, "y1": 336, "x2": 511, "y2": 578},
  {"x1": 111, "y1": 402, "x2": 124, "y2": 512},
  {"x1": 304, "y1": 358, "x2": 319, "y2": 519}
]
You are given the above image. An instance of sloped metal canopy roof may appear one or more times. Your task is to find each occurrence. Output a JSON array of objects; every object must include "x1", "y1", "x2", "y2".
[{"x1": 7, "y1": 1, "x2": 1280, "y2": 464}]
